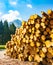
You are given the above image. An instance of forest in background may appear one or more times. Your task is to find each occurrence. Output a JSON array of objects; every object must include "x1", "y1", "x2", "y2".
[{"x1": 0, "y1": 20, "x2": 16, "y2": 45}]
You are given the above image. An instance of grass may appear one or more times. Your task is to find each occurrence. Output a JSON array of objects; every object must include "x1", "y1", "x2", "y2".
[{"x1": 0, "y1": 45, "x2": 5, "y2": 49}]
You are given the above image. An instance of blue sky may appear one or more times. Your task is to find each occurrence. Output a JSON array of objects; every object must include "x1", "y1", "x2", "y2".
[{"x1": 0, "y1": 0, "x2": 53, "y2": 22}]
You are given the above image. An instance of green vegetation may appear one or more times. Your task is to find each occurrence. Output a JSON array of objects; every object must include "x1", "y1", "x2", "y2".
[
  {"x1": 0, "y1": 20, "x2": 16, "y2": 45},
  {"x1": 0, "y1": 45, "x2": 5, "y2": 49}
]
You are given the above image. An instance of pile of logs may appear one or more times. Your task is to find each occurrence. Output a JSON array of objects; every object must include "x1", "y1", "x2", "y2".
[{"x1": 6, "y1": 9, "x2": 53, "y2": 65}]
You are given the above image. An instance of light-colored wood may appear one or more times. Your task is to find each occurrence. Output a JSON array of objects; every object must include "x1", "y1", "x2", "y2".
[
  {"x1": 6, "y1": 10, "x2": 53, "y2": 64},
  {"x1": 28, "y1": 55, "x2": 33, "y2": 61},
  {"x1": 30, "y1": 41, "x2": 35, "y2": 47},
  {"x1": 47, "y1": 9, "x2": 52, "y2": 15}
]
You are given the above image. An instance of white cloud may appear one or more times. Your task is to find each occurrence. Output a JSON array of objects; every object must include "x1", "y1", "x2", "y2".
[
  {"x1": 1, "y1": 10, "x2": 22, "y2": 22},
  {"x1": 0, "y1": 12, "x2": 3, "y2": 20},
  {"x1": 0, "y1": 12, "x2": 2, "y2": 15},
  {"x1": 10, "y1": 1, "x2": 17, "y2": 5},
  {"x1": 27, "y1": 4, "x2": 32, "y2": 8}
]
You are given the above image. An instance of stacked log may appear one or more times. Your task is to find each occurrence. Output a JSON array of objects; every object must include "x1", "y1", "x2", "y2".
[{"x1": 6, "y1": 9, "x2": 53, "y2": 65}]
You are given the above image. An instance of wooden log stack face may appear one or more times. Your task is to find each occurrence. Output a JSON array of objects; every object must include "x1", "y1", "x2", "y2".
[{"x1": 6, "y1": 10, "x2": 53, "y2": 65}]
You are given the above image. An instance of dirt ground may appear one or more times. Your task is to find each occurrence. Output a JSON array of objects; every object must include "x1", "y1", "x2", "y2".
[{"x1": 0, "y1": 50, "x2": 38, "y2": 65}]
